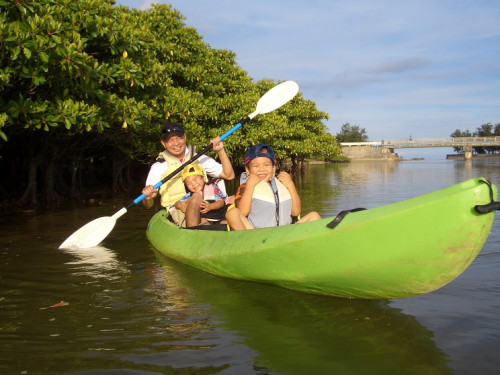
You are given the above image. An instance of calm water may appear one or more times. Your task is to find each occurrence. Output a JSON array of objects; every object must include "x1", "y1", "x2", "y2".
[{"x1": 1, "y1": 159, "x2": 499, "y2": 374}]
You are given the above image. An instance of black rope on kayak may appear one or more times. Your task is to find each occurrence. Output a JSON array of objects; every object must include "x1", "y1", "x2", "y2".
[
  {"x1": 327, "y1": 208, "x2": 366, "y2": 229},
  {"x1": 474, "y1": 179, "x2": 500, "y2": 214}
]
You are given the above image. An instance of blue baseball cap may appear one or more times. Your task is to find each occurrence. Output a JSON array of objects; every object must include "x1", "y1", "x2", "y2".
[
  {"x1": 244, "y1": 144, "x2": 276, "y2": 165},
  {"x1": 161, "y1": 122, "x2": 184, "y2": 140}
]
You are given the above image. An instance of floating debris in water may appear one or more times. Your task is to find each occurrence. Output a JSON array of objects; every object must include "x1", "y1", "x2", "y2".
[{"x1": 39, "y1": 301, "x2": 69, "y2": 310}]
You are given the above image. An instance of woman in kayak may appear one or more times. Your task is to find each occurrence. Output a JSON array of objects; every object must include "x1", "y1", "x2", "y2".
[{"x1": 226, "y1": 144, "x2": 320, "y2": 230}]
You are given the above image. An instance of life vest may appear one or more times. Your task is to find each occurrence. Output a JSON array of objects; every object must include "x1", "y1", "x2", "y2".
[
  {"x1": 247, "y1": 178, "x2": 293, "y2": 228},
  {"x1": 180, "y1": 179, "x2": 227, "y2": 204},
  {"x1": 203, "y1": 179, "x2": 227, "y2": 203},
  {"x1": 201, "y1": 180, "x2": 228, "y2": 222},
  {"x1": 158, "y1": 145, "x2": 194, "y2": 207},
  {"x1": 179, "y1": 179, "x2": 227, "y2": 223}
]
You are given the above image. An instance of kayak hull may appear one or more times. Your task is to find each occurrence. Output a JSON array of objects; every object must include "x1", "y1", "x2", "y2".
[{"x1": 146, "y1": 178, "x2": 496, "y2": 299}]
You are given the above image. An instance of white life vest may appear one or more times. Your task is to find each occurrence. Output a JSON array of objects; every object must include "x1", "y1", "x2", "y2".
[{"x1": 247, "y1": 178, "x2": 293, "y2": 228}]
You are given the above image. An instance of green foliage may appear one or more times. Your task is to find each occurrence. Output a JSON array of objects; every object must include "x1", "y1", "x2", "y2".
[
  {"x1": 335, "y1": 123, "x2": 369, "y2": 142},
  {"x1": 474, "y1": 123, "x2": 500, "y2": 154},
  {"x1": 450, "y1": 128, "x2": 473, "y2": 153},
  {"x1": 0, "y1": 0, "x2": 341, "y2": 208},
  {"x1": 1, "y1": 0, "x2": 115, "y2": 135},
  {"x1": 450, "y1": 124, "x2": 500, "y2": 154},
  {"x1": 450, "y1": 129, "x2": 473, "y2": 138}
]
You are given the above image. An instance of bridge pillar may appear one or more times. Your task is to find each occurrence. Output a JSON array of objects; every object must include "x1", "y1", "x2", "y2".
[{"x1": 463, "y1": 145, "x2": 473, "y2": 160}]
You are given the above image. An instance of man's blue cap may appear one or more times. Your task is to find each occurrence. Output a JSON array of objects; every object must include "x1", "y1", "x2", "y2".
[
  {"x1": 244, "y1": 144, "x2": 276, "y2": 165},
  {"x1": 161, "y1": 122, "x2": 184, "y2": 140}
]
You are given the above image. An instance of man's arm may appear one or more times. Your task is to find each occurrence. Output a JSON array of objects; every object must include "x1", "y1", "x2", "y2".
[
  {"x1": 141, "y1": 185, "x2": 157, "y2": 209},
  {"x1": 211, "y1": 137, "x2": 235, "y2": 180},
  {"x1": 142, "y1": 162, "x2": 167, "y2": 209}
]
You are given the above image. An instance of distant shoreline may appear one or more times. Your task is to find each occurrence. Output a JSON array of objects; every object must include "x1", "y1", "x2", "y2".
[
  {"x1": 446, "y1": 153, "x2": 500, "y2": 160},
  {"x1": 304, "y1": 154, "x2": 500, "y2": 163}
]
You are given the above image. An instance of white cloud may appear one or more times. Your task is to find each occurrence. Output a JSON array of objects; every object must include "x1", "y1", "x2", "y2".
[
  {"x1": 361, "y1": 58, "x2": 432, "y2": 75},
  {"x1": 139, "y1": 0, "x2": 157, "y2": 10}
]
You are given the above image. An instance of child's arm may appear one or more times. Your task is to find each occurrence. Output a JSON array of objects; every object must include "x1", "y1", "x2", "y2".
[
  {"x1": 236, "y1": 174, "x2": 260, "y2": 216},
  {"x1": 277, "y1": 172, "x2": 301, "y2": 217}
]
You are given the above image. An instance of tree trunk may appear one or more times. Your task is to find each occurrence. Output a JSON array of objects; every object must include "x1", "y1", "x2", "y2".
[
  {"x1": 70, "y1": 153, "x2": 82, "y2": 198},
  {"x1": 44, "y1": 149, "x2": 62, "y2": 204},
  {"x1": 18, "y1": 152, "x2": 39, "y2": 207},
  {"x1": 112, "y1": 155, "x2": 130, "y2": 193}
]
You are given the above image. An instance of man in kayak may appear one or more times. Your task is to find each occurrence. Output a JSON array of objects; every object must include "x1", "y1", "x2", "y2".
[
  {"x1": 141, "y1": 122, "x2": 235, "y2": 227},
  {"x1": 226, "y1": 143, "x2": 320, "y2": 230},
  {"x1": 179, "y1": 161, "x2": 228, "y2": 226}
]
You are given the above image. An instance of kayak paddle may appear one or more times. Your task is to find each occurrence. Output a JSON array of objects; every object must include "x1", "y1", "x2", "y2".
[{"x1": 59, "y1": 80, "x2": 299, "y2": 249}]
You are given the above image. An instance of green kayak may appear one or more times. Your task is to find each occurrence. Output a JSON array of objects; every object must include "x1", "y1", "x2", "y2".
[{"x1": 146, "y1": 178, "x2": 497, "y2": 299}]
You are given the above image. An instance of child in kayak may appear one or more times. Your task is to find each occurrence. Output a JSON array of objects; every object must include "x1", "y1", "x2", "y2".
[
  {"x1": 141, "y1": 122, "x2": 235, "y2": 227},
  {"x1": 226, "y1": 144, "x2": 320, "y2": 230},
  {"x1": 177, "y1": 161, "x2": 228, "y2": 226}
]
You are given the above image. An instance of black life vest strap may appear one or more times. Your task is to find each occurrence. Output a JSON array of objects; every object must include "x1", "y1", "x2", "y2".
[
  {"x1": 270, "y1": 178, "x2": 280, "y2": 226},
  {"x1": 327, "y1": 207, "x2": 366, "y2": 229}
]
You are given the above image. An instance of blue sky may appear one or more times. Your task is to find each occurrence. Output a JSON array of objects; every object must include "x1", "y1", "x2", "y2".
[{"x1": 115, "y1": 1, "x2": 500, "y2": 158}]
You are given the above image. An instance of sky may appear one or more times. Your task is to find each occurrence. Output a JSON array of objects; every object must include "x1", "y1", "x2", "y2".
[{"x1": 115, "y1": 0, "x2": 500, "y2": 158}]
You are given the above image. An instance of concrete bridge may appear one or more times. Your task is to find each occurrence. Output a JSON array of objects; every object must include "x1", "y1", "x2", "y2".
[{"x1": 341, "y1": 136, "x2": 500, "y2": 160}]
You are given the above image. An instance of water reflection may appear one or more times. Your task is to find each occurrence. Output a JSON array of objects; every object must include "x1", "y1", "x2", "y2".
[
  {"x1": 61, "y1": 245, "x2": 130, "y2": 280},
  {"x1": 454, "y1": 158, "x2": 500, "y2": 184},
  {"x1": 152, "y1": 252, "x2": 452, "y2": 375},
  {"x1": 1, "y1": 159, "x2": 498, "y2": 374},
  {"x1": 295, "y1": 162, "x2": 403, "y2": 215},
  {"x1": 297, "y1": 160, "x2": 500, "y2": 217}
]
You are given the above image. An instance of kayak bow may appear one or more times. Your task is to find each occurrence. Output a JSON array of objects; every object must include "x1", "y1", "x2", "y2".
[{"x1": 147, "y1": 178, "x2": 497, "y2": 299}]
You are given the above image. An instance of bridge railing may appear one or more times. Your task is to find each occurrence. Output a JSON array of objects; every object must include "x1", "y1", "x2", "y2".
[
  {"x1": 383, "y1": 137, "x2": 500, "y2": 145},
  {"x1": 341, "y1": 137, "x2": 500, "y2": 147},
  {"x1": 340, "y1": 141, "x2": 382, "y2": 146}
]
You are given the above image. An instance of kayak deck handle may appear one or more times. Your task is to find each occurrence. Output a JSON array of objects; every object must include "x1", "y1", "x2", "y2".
[
  {"x1": 327, "y1": 208, "x2": 366, "y2": 229},
  {"x1": 474, "y1": 201, "x2": 500, "y2": 214},
  {"x1": 475, "y1": 178, "x2": 500, "y2": 214}
]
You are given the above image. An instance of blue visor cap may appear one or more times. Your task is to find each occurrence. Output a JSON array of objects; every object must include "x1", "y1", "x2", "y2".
[
  {"x1": 244, "y1": 144, "x2": 276, "y2": 165},
  {"x1": 161, "y1": 122, "x2": 185, "y2": 140}
]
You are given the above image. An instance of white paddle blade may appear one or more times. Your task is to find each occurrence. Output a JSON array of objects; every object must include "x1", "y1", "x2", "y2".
[
  {"x1": 254, "y1": 80, "x2": 299, "y2": 116},
  {"x1": 59, "y1": 216, "x2": 116, "y2": 249}
]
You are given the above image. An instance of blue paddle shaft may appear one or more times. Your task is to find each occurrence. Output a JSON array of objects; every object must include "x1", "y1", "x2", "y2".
[
  {"x1": 132, "y1": 180, "x2": 163, "y2": 205},
  {"x1": 220, "y1": 122, "x2": 242, "y2": 141}
]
